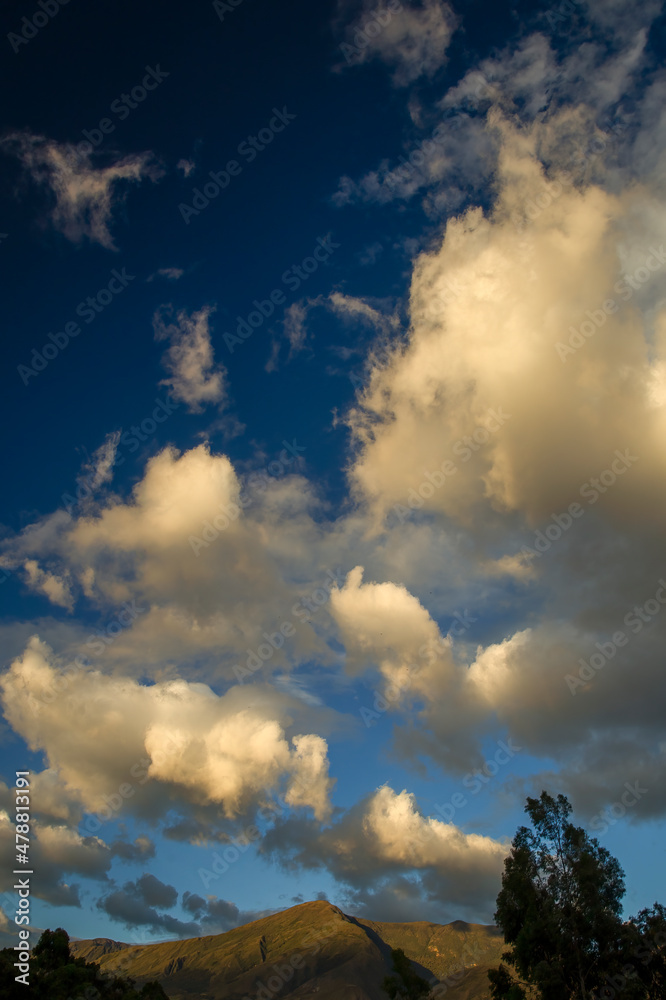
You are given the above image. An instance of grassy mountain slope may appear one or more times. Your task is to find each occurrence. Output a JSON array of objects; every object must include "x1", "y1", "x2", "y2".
[{"x1": 356, "y1": 915, "x2": 504, "y2": 982}]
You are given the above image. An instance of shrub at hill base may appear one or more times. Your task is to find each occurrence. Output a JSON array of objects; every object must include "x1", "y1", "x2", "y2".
[
  {"x1": 0, "y1": 927, "x2": 168, "y2": 1000},
  {"x1": 383, "y1": 946, "x2": 432, "y2": 999}
]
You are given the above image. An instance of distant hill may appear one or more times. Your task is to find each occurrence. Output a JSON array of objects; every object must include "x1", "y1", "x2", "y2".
[{"x1": 70, "y1": 899, "x2": 505, "y2": 999}]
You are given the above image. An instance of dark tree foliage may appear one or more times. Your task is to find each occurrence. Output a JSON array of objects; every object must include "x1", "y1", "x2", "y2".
[
  {"x1": 32, "y1": 928, "x2": 72, "y2": 974},
  {"x1": 382, "y1": 947, "x2": 432, "y2": 999},
  {"x1": 613, "y1": 903, "x2": 666, "y2": 999},
  {"x1": 0, "y1": 927, "x2": 168, "y2": 1000},
  {"x1": 489, "y1": 792, "x2": 666, "y2": 1000},
  {"x1": 634, "y1": 902, "x2": 666, "y2": 990}
]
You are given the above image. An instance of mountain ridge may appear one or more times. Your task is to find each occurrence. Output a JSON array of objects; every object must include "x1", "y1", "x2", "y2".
[{"x1": 70, "y1": 899, "x2": 505, "y2": 999}]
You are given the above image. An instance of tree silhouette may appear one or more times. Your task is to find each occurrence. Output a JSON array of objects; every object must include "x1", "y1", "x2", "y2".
[
  {"x1": 489, "y1": 792, "x2": 627, "y2": 999},
  {"x1": 489, "y1": 792, "x2": 666, "y2": 1000}
]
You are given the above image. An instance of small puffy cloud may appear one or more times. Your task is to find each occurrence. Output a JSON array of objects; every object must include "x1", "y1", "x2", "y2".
[
  {"x1": 147, "y1": 267, "x2": 185, "y2": 282},
  {"x1": 153, "y1": 304, "x2": 227, "y2": 412},
  {"x1": 181, "y1": 891, "x2": 207, "y2": 915},
  {"x1": 0, "y1": 637, "x2": 334, "y2": 823},
  {"x1": 357, "y1": 241, "x2": 383, "y2": 266},
  {"x1": 69, "y1": 443, "x2": 241, "y2": 564},
  {"x1": 109, "y1": 837, "x2": 156, "y2": 863},
  {"x1": 330, "y1": 565, "x2": 447, "y2": 688},
  {"x1": 1, "y1": 132, "x2": 159, "y2": 249},
  {"x1": 481, "y1": 552, "x2": 537, "y2": 581},
  {"x1": 22, "y1": 560, "x2": 73, "y2": 611},
  {"x1": 281, "y1": 734, "x2": 332, "y2": 819},
  {"x1": 176, "y1": 158, "x2": 195, "y2": 177},
  {"x1": 33, "y1": 825, "x2": 110, "y2": 882},
  {"x1": 134, "y1": 873, "x2": 178, "y2": 909},
  {"x1": 338, "y1": 0, "x2": 458, "y2": 86}
]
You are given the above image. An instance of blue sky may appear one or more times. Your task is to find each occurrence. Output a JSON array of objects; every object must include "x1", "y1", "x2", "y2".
[{"x1": 1, "y1": 0, "x2": 666, "y2": 947}]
